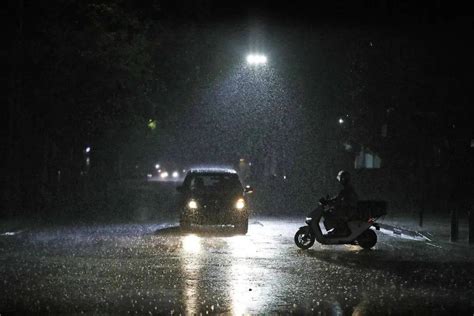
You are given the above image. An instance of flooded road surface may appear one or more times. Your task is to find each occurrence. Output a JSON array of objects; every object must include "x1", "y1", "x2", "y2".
[{"x1": 1, "y1": 217, "x2": 473, "y2": 314}]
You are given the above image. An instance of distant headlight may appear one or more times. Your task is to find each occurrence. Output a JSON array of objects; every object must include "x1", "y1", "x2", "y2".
[
  {"x1": 172, "y1": 171, "x2": 179, "y2": 178},
  {"x1": 235, "y1": 198, "x2": 245, "y2": 210},
  {"x1": 160, "y1": 171, "x2": 169, "y2": 178},
  {"x1": 188, "y1": 199, "x2": 198, "y2": 210}
]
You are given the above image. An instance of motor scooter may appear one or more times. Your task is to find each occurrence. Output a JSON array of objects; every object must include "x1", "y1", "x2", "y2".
[{"x1": 294, "y1": 198, "x2": 387, "y2": 250}]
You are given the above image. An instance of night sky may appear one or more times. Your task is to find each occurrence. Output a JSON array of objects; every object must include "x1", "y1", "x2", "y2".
[{"x1": 4, "y1": 0, "x2": 474, "y2": 215}]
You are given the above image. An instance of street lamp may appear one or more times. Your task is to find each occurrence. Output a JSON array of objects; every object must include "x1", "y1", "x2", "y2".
[{"x1": 246, "y1": 54, "x2": 267, "y2": 65}]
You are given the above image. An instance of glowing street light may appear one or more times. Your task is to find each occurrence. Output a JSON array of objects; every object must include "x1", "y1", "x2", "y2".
[
  {"x1": 338, "y1": 118, "x2": 345, "y2": 125},
  {"x1": 246, "y1": 54, "x2": 267, "y2": 65}
]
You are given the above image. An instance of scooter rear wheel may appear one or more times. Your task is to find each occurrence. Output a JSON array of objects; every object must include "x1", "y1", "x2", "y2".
[
  {"x1": 357, "y1": 229, "x2": 377, "y2": 249},
  {"x1": 294, "y1": 227, "x2": 315, "y2": 249}
]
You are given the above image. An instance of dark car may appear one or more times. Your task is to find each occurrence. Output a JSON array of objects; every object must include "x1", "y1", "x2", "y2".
[{"x1": 176, "y1": 168, "x2": 253, "y2": 234}]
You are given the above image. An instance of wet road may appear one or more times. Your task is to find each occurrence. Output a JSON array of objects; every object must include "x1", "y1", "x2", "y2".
[{"x1": 1, "y1": 217, "x2": 473, "y2": 314}]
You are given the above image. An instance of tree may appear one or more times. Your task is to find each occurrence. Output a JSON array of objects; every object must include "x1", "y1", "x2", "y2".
[{"x1": 4, "y1": 0, "x2": 161, "y2": 217}]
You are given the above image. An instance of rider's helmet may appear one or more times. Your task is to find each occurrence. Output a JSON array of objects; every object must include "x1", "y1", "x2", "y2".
[{"x1": 336, "y1": 170, "x2": 351, "y2": 185}]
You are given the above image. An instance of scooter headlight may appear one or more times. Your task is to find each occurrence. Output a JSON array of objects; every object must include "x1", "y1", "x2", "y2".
[
  {"x1": 235, "y1": 198, "x2": 245, "y2": 210},
  {"x1": 188, "y1": 199, "x2": 198, "y2": 210},
  {"x1": 305, "y1": 217, "x2": 312, "y2": 224}
]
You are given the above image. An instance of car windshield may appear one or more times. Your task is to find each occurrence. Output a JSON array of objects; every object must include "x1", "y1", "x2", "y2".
[{"x1": 189, "y1": 174, "x2": 242, "y2": 192}]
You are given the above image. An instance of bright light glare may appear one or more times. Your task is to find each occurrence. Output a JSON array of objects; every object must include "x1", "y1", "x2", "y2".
[
  {"x1": 85, "y1": 146, "x2": 91, "y2": 153},
  {"x1": 188, "y1": 199, "x2": 198, "y2": 209},
  {"x1": 160, "y1": 171, "x2": 169, "y2": 178},
  {"x1": 155, "y1": 164, "x2": 160, "y2": 169},
  {"x1": 182, "y1": 234, "x2": 201, "y2": 253},
  {"x1": 338, "y1": 118, "x2": 345, "y2": 124},
  {"x1": 172, "y1": 171, "x2": 179, "y2": 178},
  {"x1": 1, "y1": 232, "x2": 17, "y2": 236},
  {"x1": 246, "y1": 54, "x2": 267, "y2": 65},
  {"x1": 228, "y1": 236, "x2": 257, "y2": 314},
  {"x1": 235, "y1": 198, "x2": 245, "y2": 210},
  {"x1": 228, "y1": 236, "x2": 257, "y2": 257}
]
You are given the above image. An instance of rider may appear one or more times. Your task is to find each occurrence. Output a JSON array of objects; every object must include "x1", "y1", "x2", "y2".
[{"x1": 325, "y1": 170, "x2": 359, "y2": 236}]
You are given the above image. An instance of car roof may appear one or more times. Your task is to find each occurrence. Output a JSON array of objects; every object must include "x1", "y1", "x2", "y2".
[{"x1": 188, "y1": 167, "x2": 237, "y2": 175}]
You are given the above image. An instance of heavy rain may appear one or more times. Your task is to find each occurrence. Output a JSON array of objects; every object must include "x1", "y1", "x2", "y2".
[{"x1": 3, "y1": 1, "x2": 474, "y2": 314}]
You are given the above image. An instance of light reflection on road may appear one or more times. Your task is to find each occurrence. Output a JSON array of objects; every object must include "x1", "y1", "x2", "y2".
[
  {"x1": 182, "y1": 234, "x2": 201, "y2": 254},
  {"x1": 181, "y1": 234, "x2": 203, "y2": 315},
  {"x1": 227, "y1": 234, "x2": 272, "y2": 315},
  {"x1": 228, "y1": 235, "x2": 257, "y2": 258},
  {"x1": 179, "y1": 232, "x2": 273, "y2": 315},
  {"x1": 228, "y1": 236, "x2": 252, "y2": 315}
]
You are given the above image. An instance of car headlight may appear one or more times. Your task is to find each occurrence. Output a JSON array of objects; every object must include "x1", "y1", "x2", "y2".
[
  {"x1": 188, "y1": 199, "x2": 198, "y2": 210},
  {"x1": 235, "y1": 198, "x2": 245, "y2": 210}
]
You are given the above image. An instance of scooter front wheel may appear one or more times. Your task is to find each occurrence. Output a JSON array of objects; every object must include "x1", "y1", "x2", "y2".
[{"x1": 294, "y1": 227, "x2": 315, "y2": 249}]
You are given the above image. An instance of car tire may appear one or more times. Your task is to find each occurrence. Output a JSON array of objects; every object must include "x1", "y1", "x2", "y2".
[{"x1": 235, "y1": 218, "x2": 249, "y2": 235}]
